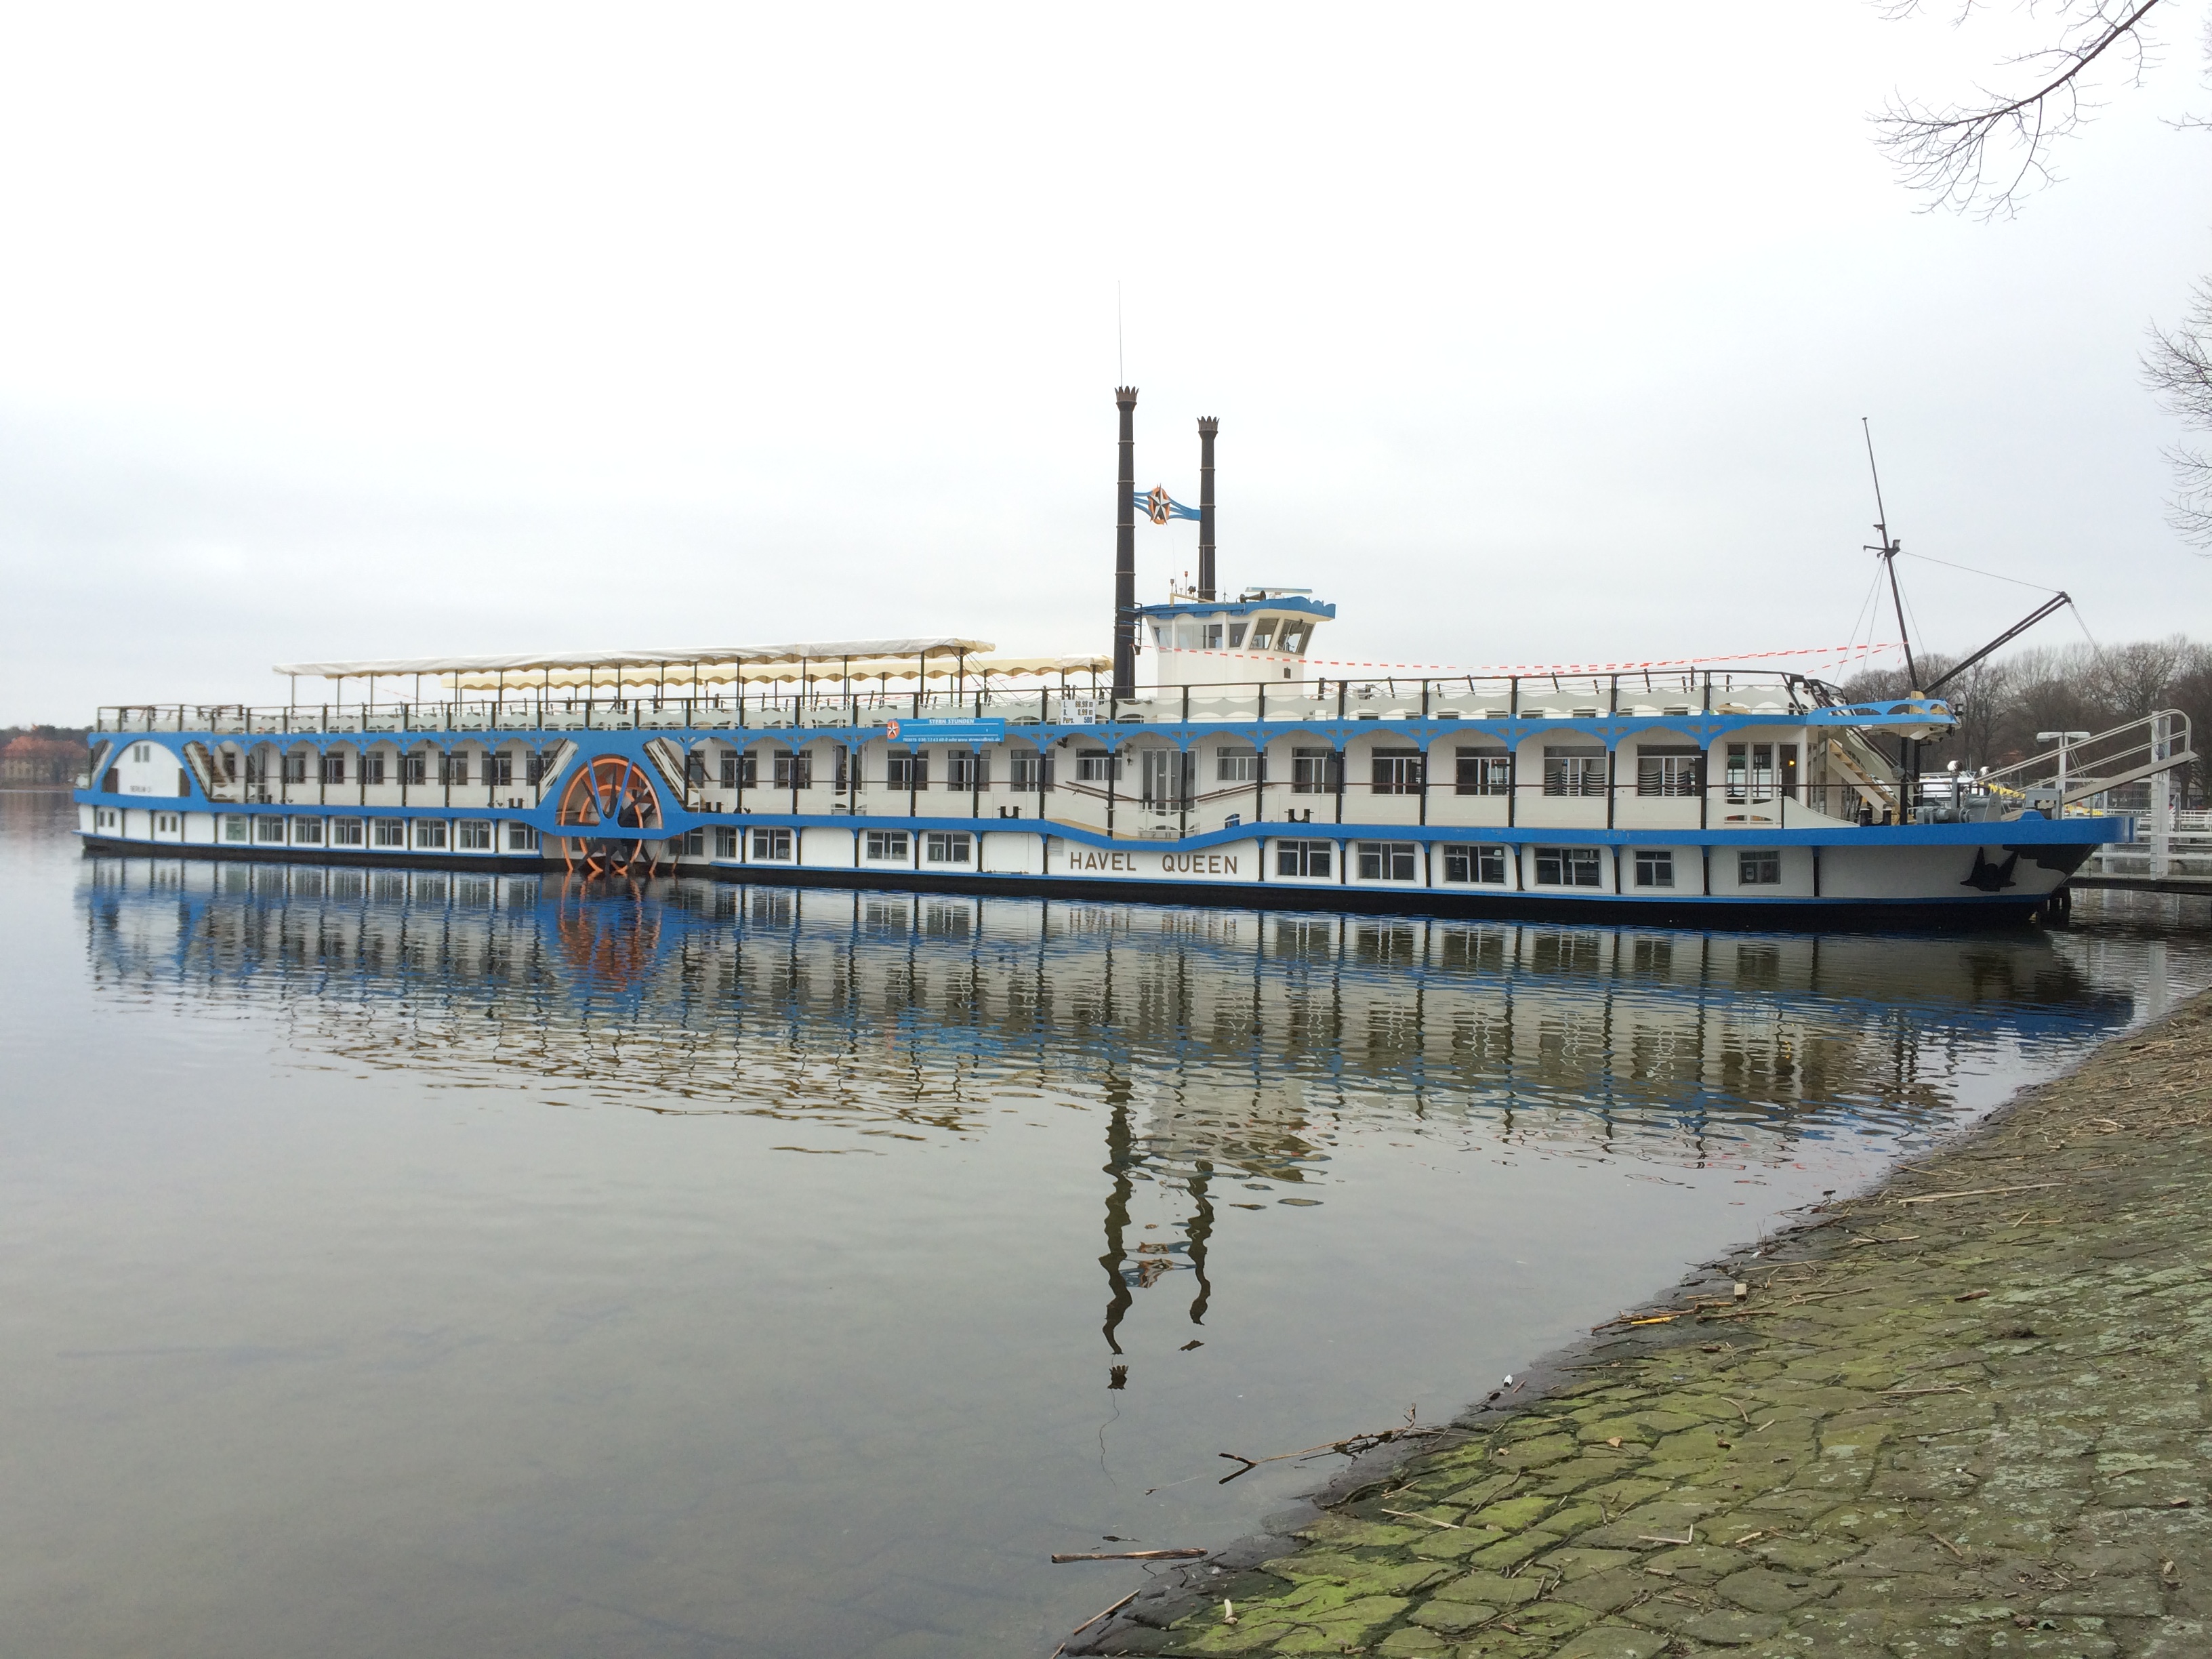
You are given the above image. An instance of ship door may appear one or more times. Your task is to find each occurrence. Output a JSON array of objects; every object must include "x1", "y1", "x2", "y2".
[{"x1": 1140, "y1": 748, "x2": 1182, "y2": 808}]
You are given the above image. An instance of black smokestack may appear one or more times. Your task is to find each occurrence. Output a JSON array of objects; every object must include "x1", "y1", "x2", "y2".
[
  {"x1": 1197, "y1": 415, "x2": 1218, "y2": 601},
  {"x1": 1114, "y1": 386, "x2": 1138, "y2": 696}
]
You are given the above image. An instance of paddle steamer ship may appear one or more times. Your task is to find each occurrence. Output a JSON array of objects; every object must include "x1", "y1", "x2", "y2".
[{"x1": 77, "y1": 390, "x2": 2144, "y2": 922}]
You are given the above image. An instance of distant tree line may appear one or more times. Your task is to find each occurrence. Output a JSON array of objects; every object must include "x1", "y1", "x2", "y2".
[
  {"x1": 1839, "y1": 636, "x2": 2211, "y2": 800},
  {"x1": 0, "y1": 726, "x2": 91, "y2": 786}
]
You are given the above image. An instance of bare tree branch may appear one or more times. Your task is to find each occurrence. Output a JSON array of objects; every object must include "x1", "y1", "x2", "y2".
[
  {"x1": 2146, "y1": 277, "x2": 2212, "y2": 549},
  {"x1": 1873, "y1": 0, "x2": 2169, "y2": 218}
]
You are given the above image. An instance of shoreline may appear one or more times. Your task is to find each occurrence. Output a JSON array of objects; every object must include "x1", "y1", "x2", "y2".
[{"x1": 1073, "y1": 987, "x2": 2212, "y2": 1657}]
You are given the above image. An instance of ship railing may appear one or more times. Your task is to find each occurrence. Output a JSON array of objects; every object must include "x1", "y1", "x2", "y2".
[{"x1": 92, "y1": 668, "x2": 1883, "y2": 737}]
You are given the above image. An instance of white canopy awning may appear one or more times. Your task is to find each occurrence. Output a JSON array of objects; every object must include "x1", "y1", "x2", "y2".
[
  {"x1": 431, "y1": 653, "x2": 1112, "y2": 692},
  {"x1": 271, "y1": 638, "x2": 996, "y2": 679}
]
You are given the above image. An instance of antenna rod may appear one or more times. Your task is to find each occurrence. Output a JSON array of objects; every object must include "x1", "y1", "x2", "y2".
[{"x1": 1862, "y1": 418, "x2": 1918, "y2": 691}]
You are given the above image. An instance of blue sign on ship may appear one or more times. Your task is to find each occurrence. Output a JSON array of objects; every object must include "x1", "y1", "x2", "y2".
[{"x1": 884, "y1": 717, "x2": 1007, "y2": 745}]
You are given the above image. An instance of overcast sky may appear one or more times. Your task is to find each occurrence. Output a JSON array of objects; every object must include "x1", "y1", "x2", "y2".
[{"x1": 3, "y1": 3, "x2": 2209, "y2": 722}]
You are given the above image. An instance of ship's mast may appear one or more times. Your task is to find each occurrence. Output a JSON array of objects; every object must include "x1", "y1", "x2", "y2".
[{"x1": 1862, "y1": 417, "x2": 1919, "y2": 693}]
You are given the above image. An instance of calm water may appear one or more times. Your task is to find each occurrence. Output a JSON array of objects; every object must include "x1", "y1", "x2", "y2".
[{"x1": 3, "y1": 789, "x2": 2207, "y2": 1658}]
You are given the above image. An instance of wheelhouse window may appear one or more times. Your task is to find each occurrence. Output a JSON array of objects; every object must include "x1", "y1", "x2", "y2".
[
  {"x1": 373, "y1": 819, "x2": 405, "y2": 847},
  {"x1": 1248, "y1": 619, "x2": 1277, "y2": 649},
  {"x1": 1454, "y1": 749, "x2": 1510, "y2": 796},
  {"x1": 1370, "y1": 750, "x2": 1423, "y2": 796},
  {"x1": 1633, "y1": 848, "x2": 1675, "y2": 888},
  {"x1": 1277, "y1": 621, "x2": 1309, "y2": 653},
  {"x1": 945, "y1": 750, "x2": 987, "y2": 790},
  {"x1": 1356, "y1": 841, "x2": 1418, "y2": 881},
  {"x1": 1215, "y1": 746, "x2": 1261, "y2": 783},
  {"x1": 1275, "y1": 838, "x2": 1333, "y2": 878},
  {"x1": 1738, "y1": 849, "x2": 1782, "y2": 886},
  {"x1": 752, "y1": 827, "x2": 794, "y2": 861},
  {"x1": 1227, "y1": 623, "x2": 1248, "y2": 648},
  {"x1": 1291, "y1": 747, "x2": 1340, "y2": 795},
  {"x1": 1441, "y1": 843, "x2": 1507, "y2": 884},
  {"x1": 1533, "y1": 846, "x2": 1602, "y2": 887},
  {"x1": 886, "y1": 749, "x2": 926, "y2": 790},
  {"x1": 924, "y1": 831, "x2": 972, "y2": 864},
  {"x1": 1637, "y1": 747, "x2": 1702, "y2": 798},
  {"x1": 773, "y1": 750, "x2": 814, "y2": 790},
  {"x1": 1542, "y1": 747, "x2": 1607, "y2": 798},
  {"x1": 865, "y1": 830, "x2": 910, "y2": 861},
  {"x1": 456, "y1": 821, "x2": 492, "y2": 851}
]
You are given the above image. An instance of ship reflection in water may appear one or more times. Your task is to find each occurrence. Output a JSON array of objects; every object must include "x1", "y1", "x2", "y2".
[{"x1": 83, "y1": 859, "x2": 2152, "y2": 1363}]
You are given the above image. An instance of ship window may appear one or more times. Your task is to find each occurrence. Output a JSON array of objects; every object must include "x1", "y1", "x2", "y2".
[
  {"x1": 487, "y1": 753, "x2": 514, "y2": 787},
  {"x1": 253, "y1": 816, "x2": 285, "y2": 843},
  {"x1": 1637, "y1": 747, "x2": 1702, "y2": 798},
  {"x1": 1227, "y1": 623, "x2": 1248, "y2": 648},
  {"x1": 441, "y1": 753, "x2": 470, "y2": 786},
  {"x1": 678, "y1": 828, "x2": 705, "y2": 856},
  {"x1": 283, "y1": 752, "x2": 308, "y2": 785},
  {"x1": 720, "y1": 750, "x2": 756, "y2": 789},
  {"x1": 1278, "y1": 622, "x2": 1309, "y2": 654},
  {"x1": 774, "y1": 750, "x2": 814, "y2": 790},
  {"x1": 414, "y1": 819, "x2": 448, "y2": 849},
  {"x1": 865, "y1": 830, "x2": 909, "y2": 861},
  {"x1": 527, "y1": 752, "x2": 547, "y2": 785},
  {"x1": 1726, "y1": 743, "x2": 1774, "y2": 804},
  {"x1": 713, "y1": 825, "x2": 737, "y2": 859},
  {"x1": 685, "y1": 752, "x2": 706, "y2": 786},
  {"x1": 1076, "y1": 750, "x2": 1117, "y2": 783},
  {"x1": 1292, "y1": 747, "x2": 1340, "y2": 794},
  {"x1": 1441, "y1": 844, "x2": 1507, "y2": 884},
  {"x1": 1011, "y1": 750, "x2": 1052, "y2": 792},
  {"x1": 1455, "y1": 750, "x2": 1511, "y2": 796},
  {"x1": 1634, "y1": 849, "x2": 1675, "y2": 888},
  {"x1": 372, "y1": 819, "x2": 405, "y2": 847},
  {"x1": 1370, "y1": 750, "x2": 1423, "y2": 795},
  {"x1": 1356, "y1": 841, "x2": 1418, "y2": 881},
  {"x1": 1533, "y1": 846, "x2": 1602, "y2": 887},
  {"x1": 752, "y1": 827, "x2": 793, "y2": 861},
  {"x1": 1275, "y1": 838, "x2": 1332, "y2": 878},
  {"x1": 402, "y1": 752, "x2": 428, "y2": 787},
  {"x1": 506, "y1": 822, "x2": 538, "y2": 851},
  {"x1": 363, "y1": 754, "x2": 386, "y2": 785},
  {"x1": 925, "y1": 830, "x2": 972, "y2": 864},
  {"x1": 1738, "y1": 849, "x2": 1782, "y2": 886},
  {"x1": 224, "y1": 815, "x2": 249, "y2": 843},
  {"x1": 291, "y1": 817, "x2": 325, "y2": 845},
  {"x1": 321, "y1": 753, "x2": 346, "y2": 784},
  {"x1": 456, "y1": 821, "x2": 492, "y2": 851},
  {"x1": 1542, "y1": 746, "x2": 1607, "y2": 798},
  {"x1": 1249, "y1": 619, "x2": 1277, "y2": 649},
  {"x1": 947, "y1": 750, "x2": 987, "y2": 790},
  {"x1": 887, "y1": 749, "x2": 926, "y2": 790},
  {"x1": 1216, "y1": 746, "x2": 1261, "y2": 783}
]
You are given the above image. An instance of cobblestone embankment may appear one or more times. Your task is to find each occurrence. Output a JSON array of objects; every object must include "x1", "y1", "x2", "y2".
[{"x1": 1075, "y1": 991, "x2": 2212, "y2": 1658}]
